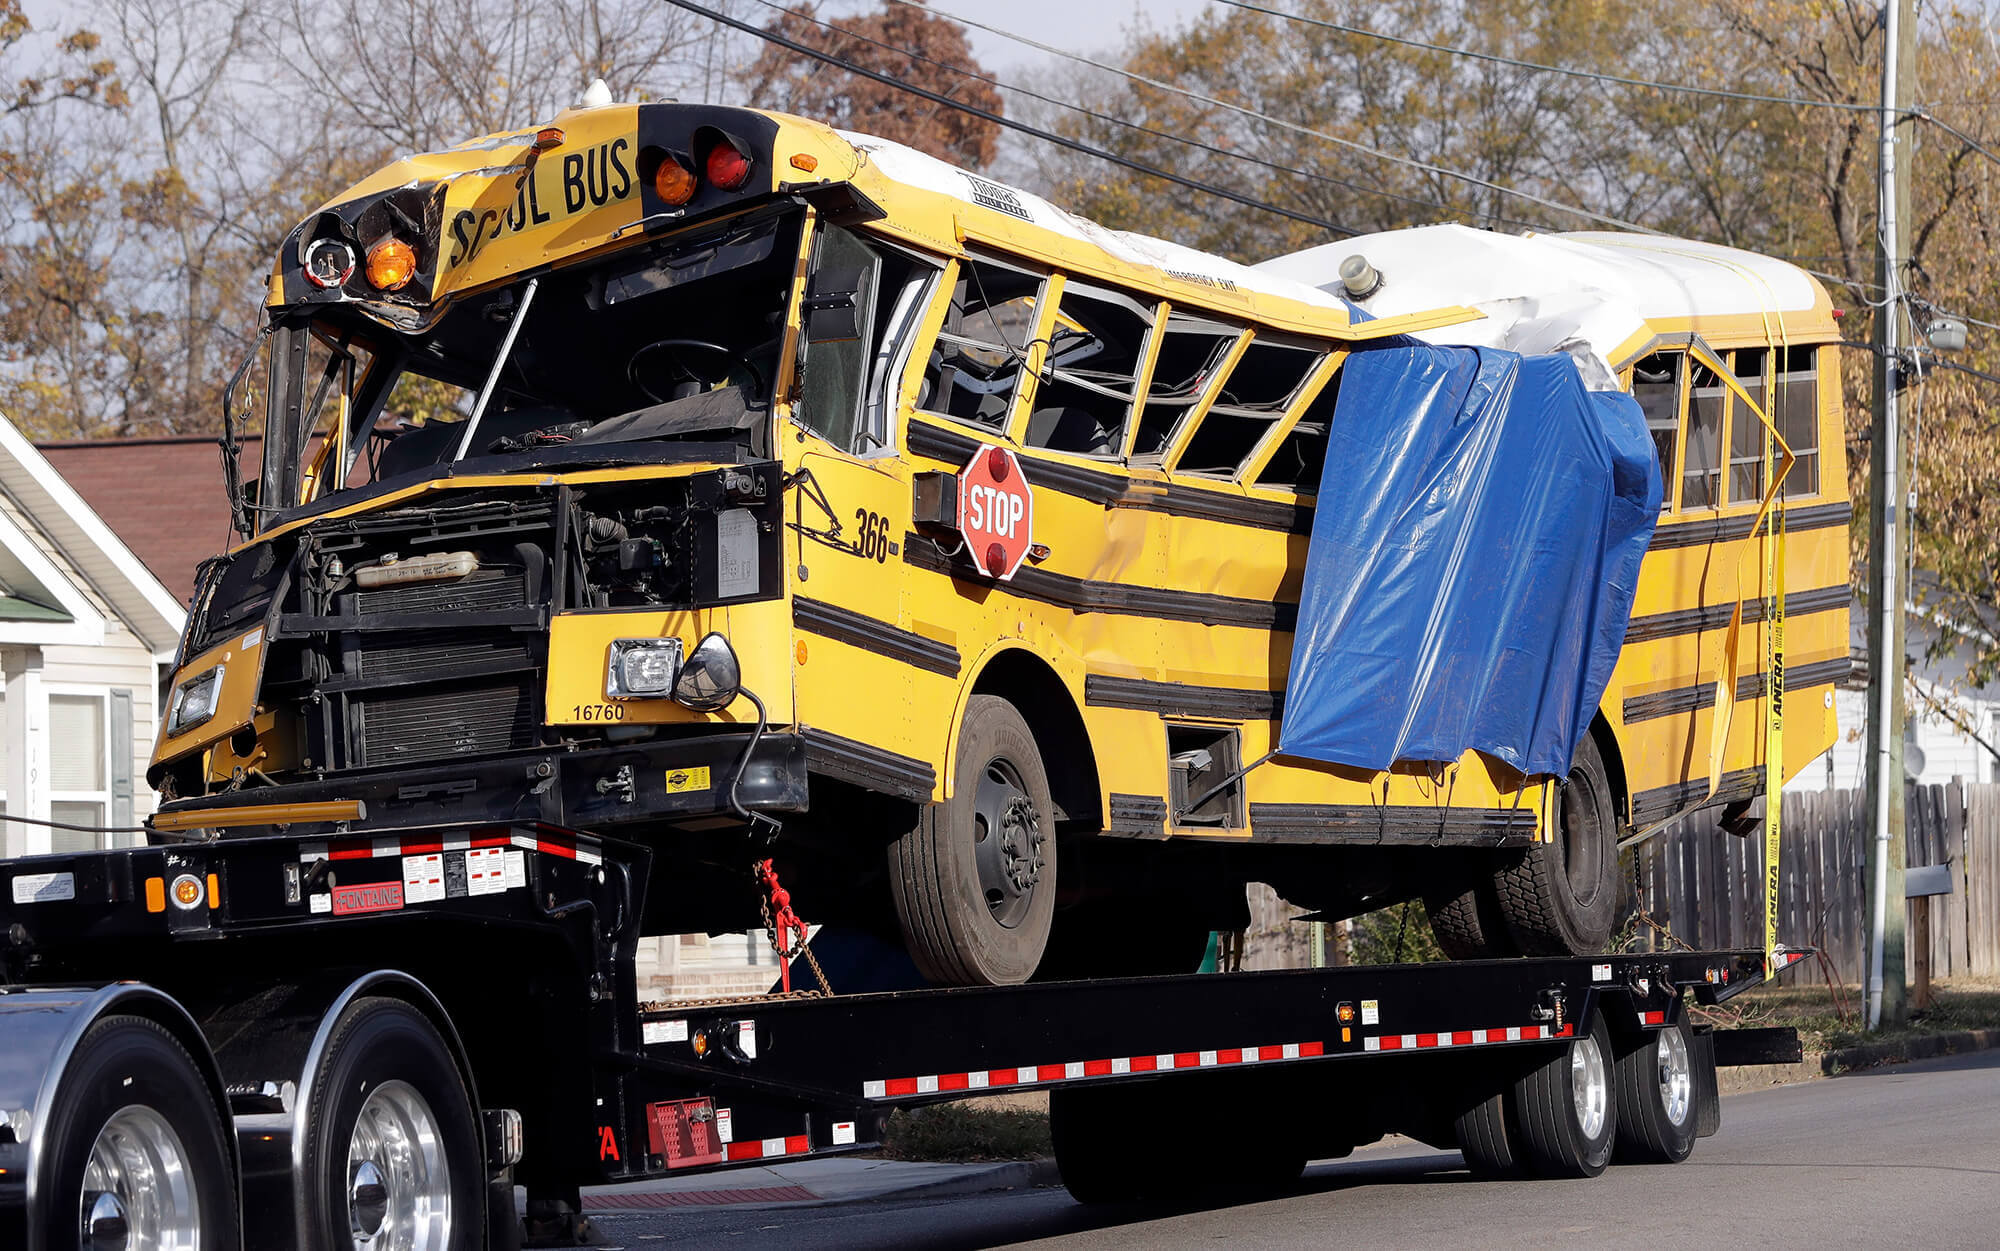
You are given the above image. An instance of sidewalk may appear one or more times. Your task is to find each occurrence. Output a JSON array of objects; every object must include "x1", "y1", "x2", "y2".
[{"x1": 581, "y1": 1156, "x2": 1058, "y2": 1211}]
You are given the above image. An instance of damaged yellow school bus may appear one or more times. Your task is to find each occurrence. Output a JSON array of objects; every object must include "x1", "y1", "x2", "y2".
[{"x1": 148, "y1": 97, "x2": 1848, "y2": 985}]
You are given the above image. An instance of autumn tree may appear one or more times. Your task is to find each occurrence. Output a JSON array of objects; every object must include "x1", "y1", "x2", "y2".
[{"x1": 740, "y1": 1, "x2": 1003, "y2": 167}]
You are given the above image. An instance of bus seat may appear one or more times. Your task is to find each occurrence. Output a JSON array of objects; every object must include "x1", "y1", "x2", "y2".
[{"x1": 1027, "y1": 406, "x2": 1119, "y2": 456}]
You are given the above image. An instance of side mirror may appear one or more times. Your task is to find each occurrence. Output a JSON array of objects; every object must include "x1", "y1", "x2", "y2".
[
  {"x1": 673, "y1": 632, "x2": 742, "y2": 711},
  {"x1": 802, "y1": 267, "x2": 865, "y2": 343}
]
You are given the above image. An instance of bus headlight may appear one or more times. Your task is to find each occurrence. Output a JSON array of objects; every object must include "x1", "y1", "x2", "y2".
[
  {"x1": 167, "y1": 666, "x2": 224, "y2": 737},
  {"x1": 672, "y1": 633, "x2": 741, "y2": 711},
  {"x1": 606, "y1": 638, "x2": 684, "y2": 699}
]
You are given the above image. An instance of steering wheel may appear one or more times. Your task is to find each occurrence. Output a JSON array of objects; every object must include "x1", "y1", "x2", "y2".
[{"x1": 629, "y1": 338, "x2": 767, "y2": 406}]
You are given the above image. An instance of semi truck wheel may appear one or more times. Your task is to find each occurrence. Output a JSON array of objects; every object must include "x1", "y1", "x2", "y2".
[
  {"x1": 889, "y1": 695, "x2": 1057, "y2": 986},
  {"x1": 39, "y1": 1015, "x2": 237, "y2": 1251},
  {"x1": 302, "y1": 997, "x2": 483, "y2": 1251},
  {"x1": 1492, "y1": 735, "x2": 1618, "y2": 955},
  {"x1": 1512, "y1": 1014, "x2": 1618, "y2": 1178},
  {"x1": 1050, "y1": 1084, "x2": 1180, "y2": 1203},
  {"x1": 1452, "y1": 1085, "x2": 1522, "y2": 1179},
  {"x1": 1612, "y1": 1016, "x2": 1698, "y2": 1163}
]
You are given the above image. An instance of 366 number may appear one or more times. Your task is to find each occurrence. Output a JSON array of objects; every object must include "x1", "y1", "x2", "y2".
[
  {"x1": 853, "y1": 508, "x2": 891, "y2": 563},
  {"x1": 571, "y1": 703, "x2": 626, "y2": 721}
]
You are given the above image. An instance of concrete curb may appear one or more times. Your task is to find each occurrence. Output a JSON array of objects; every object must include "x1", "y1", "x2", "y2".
[
  {"x1": 583, "y1": 1159, "x2": 1061, "y2": 1214},
  {"x1": 856, "y1": 1157, "x2": 1061, "y2": 1204},
  {"x1": 1822, "y1": 1026, "x2": 2000, "y2": 1074}
]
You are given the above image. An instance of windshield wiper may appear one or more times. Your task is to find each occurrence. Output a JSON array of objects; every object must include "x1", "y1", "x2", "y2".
[{"x1": 453, "y1": 277, "x2": 540, "y2": 461}]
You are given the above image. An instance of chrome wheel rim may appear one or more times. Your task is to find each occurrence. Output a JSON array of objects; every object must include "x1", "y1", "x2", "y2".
[
  {"x1": 1657, "y1": 1027, "x2": 1693, "y2": 1127},
  {"x1": 80, "y1": 1104, "x2": 202, "y2": 1250},
  {"x1": 346, "y1": 1080, "x2": 451, "y2": 1250},
  {"x1": 1569, "y1": 1034, "x2": 1609, "y2": 1141},
  {"x1": 971, "y1": 757, "x2": 1044, "y2": 929}
]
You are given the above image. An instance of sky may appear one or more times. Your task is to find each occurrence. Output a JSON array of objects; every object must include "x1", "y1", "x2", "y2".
[{"x1": 925, "y1": 0, "x2": 1214, "y2": 72}]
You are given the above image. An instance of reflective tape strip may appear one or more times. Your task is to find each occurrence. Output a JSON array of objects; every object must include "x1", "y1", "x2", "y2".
[
  {"x1": 863, "y1": 1040, "x2": 1327, "y2": 1099},
  {"x1": 1362, "y1": 1023, "x2": 1571, "y2": 1053},
  {"x1": 293, "y1": 827, "x2": 603, "y2": 866},
  {"x1": 724, "y1": 1134, "x2": 811, "y2": 1162},
  {"x1": 1641, "y1": 1011, "x2": 1667, "y2": 1026}
]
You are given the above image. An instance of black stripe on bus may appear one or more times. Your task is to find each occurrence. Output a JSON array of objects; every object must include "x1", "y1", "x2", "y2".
[
  {"x1": 801, "y1": 727, "x2": 935, "y2": 803},
  {"x1": 793, "y1": 597, "x2": 960, "y2": 677},
  {"x1": 1630, "y1": 764, "x2": 1764, "y2": 827},
  {"x1": 903, "y1": 532, "x2": 1297, "y2": 631},
  {"x1": 1240, "y1": 802, "x2": 1538, "y2": 847},
  {"x1": 1620, "y1": 655, "x2": 1853, "y2": 724},
  {"x1": 1108, "y1": 793, "x2": 1170, "y2": 838},
  {"x1": 1084, "y1": 674, "x2": 1282, "y2": 721},
  {"x1": 1622, "y1": 583, "x2": 1851, "y2": 646},
  {"x1": 907, "y1": 420, "x2": 1314, "y2": 534},
  {"x1": 1646, "y1": 501, "x2": 1852, "y2": 552}
]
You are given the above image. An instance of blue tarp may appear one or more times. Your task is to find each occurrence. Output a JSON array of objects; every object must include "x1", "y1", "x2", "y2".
[{"x1": 1277, "y1": 344, "x2": 1659, "y2": 777}]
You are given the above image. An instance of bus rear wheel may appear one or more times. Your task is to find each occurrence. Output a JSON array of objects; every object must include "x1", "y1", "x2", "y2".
[
  {"x1": 889, "y1": 695, "x2": 1057, "y2": 986},
  {"x1": 1492, "y1": 734, "x2": 1619, "y2": 956}
]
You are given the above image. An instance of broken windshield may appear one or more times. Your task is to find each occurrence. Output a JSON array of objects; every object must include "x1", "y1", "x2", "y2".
[{"x1": 256, "y1": 208, "x2": 806, "y2": 519}]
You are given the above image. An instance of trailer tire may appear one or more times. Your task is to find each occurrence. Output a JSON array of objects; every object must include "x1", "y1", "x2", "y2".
[
  {"x1": 1612, "y1": 1016, "x2": 1698, "y2": 1164},
  {"x1": 1512, "y1": 1014, "x2": 1617, "y2": 1179},
  {"x1": 302, "y1": 996, "x2": 483, "y2": 1251},
  {"x1": 1452, "y1": 1085, "x2": 1522, "y2": 1179},
  {"x1": 1050, "y1": 1084, "x2": 1181, "y2": 1203},
  {"x1": 1493, "y1": 736, "x2": 1618, "y2": 956},
  {"x1": 39, "y1": 1015, "x2": 238, "y2": 1251},
  {"x1": 890, "y1": 695, "x2": 1057, "y2": 986},
  {"x1": 1425, "y1": 874, "x2": 1519, "y2": 961}
]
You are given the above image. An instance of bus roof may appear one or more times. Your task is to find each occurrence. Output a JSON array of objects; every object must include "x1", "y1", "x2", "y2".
[{"x1": 1256, "y1": 224, "x2": 1837, "y2": 385}]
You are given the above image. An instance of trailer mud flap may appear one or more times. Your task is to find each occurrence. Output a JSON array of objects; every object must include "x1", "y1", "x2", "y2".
[
  {"x1": 647, "y1": 1098, "x2": 726, "y2": 1169},
  {"x1": 1693, "y1": 1026, "x2": 1722, "y2": 1138}
]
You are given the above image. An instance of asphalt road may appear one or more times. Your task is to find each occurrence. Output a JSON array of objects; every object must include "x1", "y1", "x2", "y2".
[{"x1": 584, "y1": 1048, "x2": 2000, "y2": 1249}]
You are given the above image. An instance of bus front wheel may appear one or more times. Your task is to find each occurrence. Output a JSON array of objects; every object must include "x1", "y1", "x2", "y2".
[
  {"x1": 1491, "y1": 735, "x2": 1619, "y2": 956},
  {"x1": 889, "y1": 695, "x2": 1057, "y2": 986}
]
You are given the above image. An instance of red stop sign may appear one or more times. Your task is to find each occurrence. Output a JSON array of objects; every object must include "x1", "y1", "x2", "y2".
[{"x1": 958, "y1": 444, "x2": 1034, "y2": 581}]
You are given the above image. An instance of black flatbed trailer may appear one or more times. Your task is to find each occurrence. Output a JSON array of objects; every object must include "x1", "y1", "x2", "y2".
[{"x1": 0, "y1": 823, "x2": 1807, "y2": 1248}]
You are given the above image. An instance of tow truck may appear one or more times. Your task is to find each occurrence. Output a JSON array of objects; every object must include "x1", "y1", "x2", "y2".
[{"x1": 1, "y1": 822, "x2": 1805, "y2": 1248}]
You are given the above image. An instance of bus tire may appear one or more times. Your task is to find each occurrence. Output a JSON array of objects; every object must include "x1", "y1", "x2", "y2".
[
  {"x1": 1612, "y1": 1016, "x2": 1699, "y2": 1164},
  {"x1": 302, "y1": 996, "x2": 483, "y2": 1250},
  {"x1": 1512, "y1": 1013, "x2": 1618, "y2": 1179},
  {"x1": 1453, "y1": 1084, "x2": 1523, "y2": 1179},
  {"x1": 39, "y1": 1015, "x2": 238, "y2": 1251},
  {"x1": 1425, "y1": 874, "x2": 1519, "y2": 961},
  {"x1": 1493, "y1": 735, "x2": 1618, "y2": 956},
  {"x1": 889, "y1": 695, "x2": 1057, "y2": 986}
]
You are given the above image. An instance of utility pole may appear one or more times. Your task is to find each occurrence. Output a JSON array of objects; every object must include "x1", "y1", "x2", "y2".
[{"x1": 1864, "y1": 0, "x2": 1916, "y2": 1031}]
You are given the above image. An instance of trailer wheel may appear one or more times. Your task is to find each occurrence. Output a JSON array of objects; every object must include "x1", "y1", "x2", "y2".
[
  {"x1": 890, "y1": 695, "x2": 1057, "y2": 985},
  {"x1": 1492, "y1": 735, "x2": 1618, "y2": 955},
  {"x1": 1512, "y1": 1014, "x2": 1618, "y2": 1178},
  {"x1": 1452, "y1": 1086, "x2": 1522, "y2": 1179},
  {"x1": 39, "y1": 1014, "x2": 237, "y2": 1251},
  {"x1": 1050, "y1": 1085, "x2": 1179, "y2": 1203},
  {"x1": 1612, "y1": 1016, "x2": 1698, "y2": 1164},
  {"x1": 302, "y1": 997, "x2": 483, "y2": 1251}
]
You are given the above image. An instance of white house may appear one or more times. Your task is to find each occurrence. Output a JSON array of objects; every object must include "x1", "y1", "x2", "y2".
[{"x1": 0, "y1": 416, "x2": 186, "y2": 858}]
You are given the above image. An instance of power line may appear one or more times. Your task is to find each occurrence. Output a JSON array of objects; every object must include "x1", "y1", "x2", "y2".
[
  {"x1": 1215, "y1": 0, "x2": 1888, "y2": 114},
  {"x1": 743, "y1": 0, "x2": 1545, "y2": 231},
  {"x1": 664, "y1": 0, "x2": 1359, "y2": 236},
  {"x1": 879, "y1": 0, "x2": 1664, "y2": 236},
  {"x1": 1915, "y1": 109, "x2": 2000, "y2": 172}
]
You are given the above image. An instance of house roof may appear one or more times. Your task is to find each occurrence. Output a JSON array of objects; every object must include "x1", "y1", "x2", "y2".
[
  {"x1": 33, "y1": 434, "x2": 254, "y2": 611},
  {"x1": 0, "y1": 424, "x2": 193, "y2": 657}
]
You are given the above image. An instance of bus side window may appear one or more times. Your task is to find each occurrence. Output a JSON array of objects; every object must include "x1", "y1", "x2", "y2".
[
  {"x1": 797, "y1": 225, "x2": 884, "y2": 452},
  {"x1": 1630, "y1": 352, "x2": 1680, "y2": 510},
  {"x1": 919, "y1": 257, "x2": 1045, "y2": 430},
  {"x1": 1254, "y1": 364, "x2": 1340, "y2": 492},
  {"x1": 1683, "y1": 361, "x2": 1724, "y2": 510},
  {"x1": 1727, "y1": 347, "x2": 1769, "y2": 504},
  {"x1": 1175, "y1": 336, "x2": 1323, "y2": 478},
  {"x1": 1777, "y1": 345, "x2": 1819, "y2": 497},
  {"x1": 1131, "y1": 313, "x2": 1243, "y2": 457},
  {"x1": 1025, "y1": 282, "x2": 1157, "y2": 458}
]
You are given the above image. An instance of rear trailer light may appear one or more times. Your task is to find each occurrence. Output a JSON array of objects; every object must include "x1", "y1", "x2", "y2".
[
  {"x1": 655, "y1": 157, "x2": 697, "y2": 206},
  {"x1": 706, "y1": 141, "x2": 752, "y2": 191},
  {"x1": 366, "y1": 238, "x2": 417, "y2": 291},
  {"x1": 606, "y1": 638, "x2": 685, "y2": 699}
]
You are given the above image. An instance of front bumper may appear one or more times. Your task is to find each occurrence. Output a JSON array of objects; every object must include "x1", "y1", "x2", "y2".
[{"x1": 153, "y1": 733, "x2": 809, "y2": 839}]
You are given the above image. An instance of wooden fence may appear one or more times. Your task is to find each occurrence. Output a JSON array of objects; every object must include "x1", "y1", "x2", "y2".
[{"x1": 1627, "y1": 780, "x2": 2000, "y2": 983}]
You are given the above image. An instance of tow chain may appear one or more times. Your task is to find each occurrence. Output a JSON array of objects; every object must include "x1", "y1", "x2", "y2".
[{"x1": 755, "y1": 856, "x2": 832, "y2": 996}]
